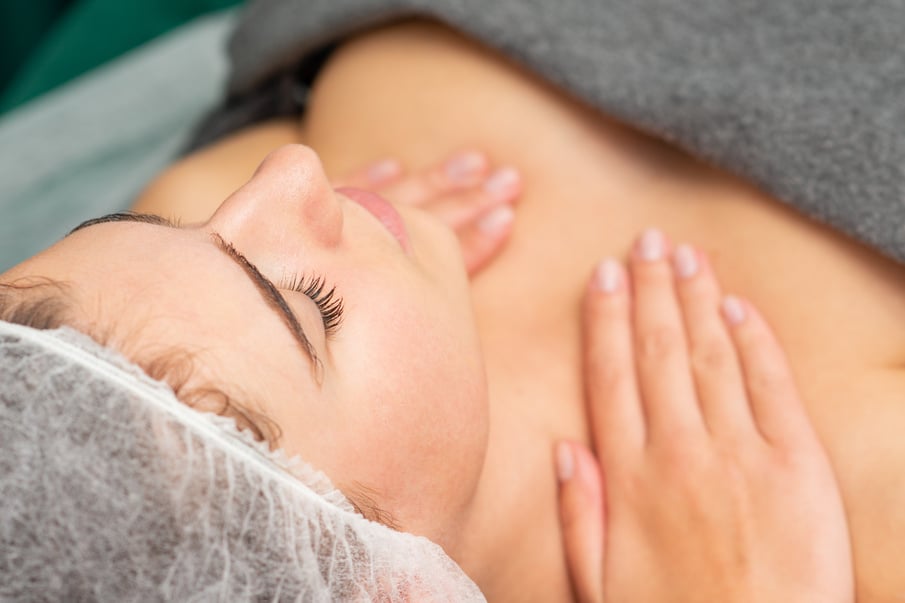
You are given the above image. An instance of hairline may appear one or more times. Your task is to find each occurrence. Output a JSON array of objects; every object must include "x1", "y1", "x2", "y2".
[{"x1": 0, "y1": 276, "x2": 397, "y2": 528}]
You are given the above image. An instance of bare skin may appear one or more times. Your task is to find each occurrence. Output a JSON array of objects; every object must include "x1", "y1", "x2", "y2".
[
  {"x1": 133, "y1": 20, "x2": 905, "y2": 601},
  {"x1": 2, "y1": 145, "x2": 523, "y2": 559},
  {"x1": 330, "y1": 149, "x2": 520, "y2": 274},
  {"x1": 557, "y1": 235, "x2": 853, "y2": 602},
  {"x1": 5, "y1": 149, "x2": 852, "y2": 600}
]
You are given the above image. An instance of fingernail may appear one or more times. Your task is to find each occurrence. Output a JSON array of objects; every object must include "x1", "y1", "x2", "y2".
[
  {"x1": 478, "y1": 205, "x2": 514, "y2": 234},
  {"x1": 445, "y1": 151, "x2": 486, "y2": 183},
  {"x1": 674, "y1": 244, "x2": 698, "y2": 278},
  {"x1": 638, "y1": 228, "x2": 664, "y2": 262},
  {"x1": 367, "y1": 158, "x2": 401, "y2": 183},
  {"x1": 722, "y1": 295, "x2": 746, "y2": 325},
  {"x1": 594, "y1": 258, "x2": 621, "y2": 294},
  {"x1": 483, "y1": 167, "x2": 520, "y2": 200},
  {"x1": 556, "y1": 442, "x2": 574, "y2": 482}
]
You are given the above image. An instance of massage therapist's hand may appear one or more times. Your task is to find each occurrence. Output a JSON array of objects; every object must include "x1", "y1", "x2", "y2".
[
  {"x1": 555, "y1": 229, "x2": 854, "y2": 603},
  {"x1": 334, "y1": 150, "x2": 520, "y2": 275}
]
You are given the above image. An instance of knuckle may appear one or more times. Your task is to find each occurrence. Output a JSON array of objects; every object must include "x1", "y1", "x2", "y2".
[
  {"x1": 690, "y1": 338, "x2": 735, "y2": 375},
  {"x1": 746, "y1": 368, "x2": 788, "y2": 399},
  {"x1": 655, "y1": 440, "x2": 712, "y2": 487},
  {"x1": 610, "y1": 465, "x2": 652, "y2": 503},
  {"x1": 590, "y1": 360, "x2": 630, "y2": 396},
  {"x1": 664, "y1": 425, "x2": 705, "y2": 457},
  {"x1": 713, "y1": 436, "x2": 758, "y2": 469},
  {"x1": 655, "y1": 438, "x2": 763, "y2": 516},
  {"x1": 768, "y1": 442, "x2": 812, "y2": 472},
  {"x1": 637, "y1": 324, "x2": 683, "y2": 360},
  {"x1": 589, "y1": 294, "x2": 627, "y2": 323},
  {"x1": 714, "y1": 458, "x2": 755, "y2": 510}
]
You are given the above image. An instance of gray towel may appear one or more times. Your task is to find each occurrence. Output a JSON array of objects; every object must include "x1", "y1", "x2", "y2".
[{"x1": 193, "y1": 0, "x2": 905, "y2": 264}]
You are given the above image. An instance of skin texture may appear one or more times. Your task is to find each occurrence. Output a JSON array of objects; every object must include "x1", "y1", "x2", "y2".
[
  {"x1": 556, "y1": 232, "x2": 853, "y2": 603},
  {"x1": 2, "y1": 141, "x2": 855, "y2": 601},
  {"x1": 8, "y1": 18, "x2": 902, "y2": 602},
  {"x1": 4, "y1": 151, "x2": 853, "y2": 600},
  {"x1": 1, "y1": 145, "x2": 520, "y2": 557},
  {"x1": 293, "y1": 22, "x2": 905, "y2": 601},
  {"x1": 333, "y1": 149, "x2": 520, "y2": 274}
]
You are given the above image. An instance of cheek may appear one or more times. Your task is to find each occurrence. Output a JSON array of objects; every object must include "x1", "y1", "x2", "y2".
[
  {"x1": 334, "y1": 299, "x2": 489, "y2": 519},
  {"x1": 355, "y1": 307, "x2": 487, "y2": 450}
]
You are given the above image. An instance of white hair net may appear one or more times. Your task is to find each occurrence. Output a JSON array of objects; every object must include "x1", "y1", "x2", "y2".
[{"x1": 0, "y1": 321, "x2": 484, "y2": 601}]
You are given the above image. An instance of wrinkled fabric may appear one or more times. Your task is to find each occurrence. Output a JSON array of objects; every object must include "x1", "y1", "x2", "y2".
[
  {"x1": 193, "y1": 0, "x2": 905, "y2": 264},
  {"x1": 0, "y1": 321, "x2": 484, "y2": 602}
]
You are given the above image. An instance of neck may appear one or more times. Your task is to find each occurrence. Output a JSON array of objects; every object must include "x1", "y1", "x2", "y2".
[
  {"x1": 451, "y1": 272, "x2": 589, "y2": 601},
  {"x1": 274, "y1": 20, "x2": 657, "y2": 599}
]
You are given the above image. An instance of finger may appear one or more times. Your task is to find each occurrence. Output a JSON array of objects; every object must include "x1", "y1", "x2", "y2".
[
  {"x1": 721, "y1": 296, "x2": 813, "y2": 445},
  {"x1": 556, "y1": 441, "x2": 605, "y2": 603},
  {"x1": 673, "y1": 245, "x2": 756, "y2": 438},
  {"x1": 455, "y1": 205, "x2": 515, "y2": 275},
  {"x1": 584, "y1": 258, "x2": 646, "y2": 460},
  {"x1": 332, "y1": 158, "x2": 403, "y2": 189},
  {"x1": 421, "y1": 167, "x2": 521, "y2": 230},
  {"x1": 630, "y1": 229, "x2": 705, "y2": 440},
  {"x1": 382, "y1": 150, "x2": 489, "y2": 206}
]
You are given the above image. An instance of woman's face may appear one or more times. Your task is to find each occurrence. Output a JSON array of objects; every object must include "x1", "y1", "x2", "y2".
[{"x1": 3, "y1": 145, "x2": 490, "y2": 550}]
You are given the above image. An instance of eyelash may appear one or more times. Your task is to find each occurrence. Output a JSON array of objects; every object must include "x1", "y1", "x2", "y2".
[{"x1": 280, "y1": 274, "x2": 345, "y2": 336}]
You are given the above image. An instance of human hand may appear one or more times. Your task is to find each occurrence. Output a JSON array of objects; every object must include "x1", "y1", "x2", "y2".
[
  {"x1": 555, "y1": 229, "x2": 854, "y2": 603},
  {"x1": 334, "y1": 151, "x2": 520, "y2": 275}
]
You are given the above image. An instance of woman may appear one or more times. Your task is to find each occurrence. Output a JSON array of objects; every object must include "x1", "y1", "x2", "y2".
[
  {"x1": 0, "y1": 145, "x2": 852, "y2": 601},
  {"x1": 139, "y1": 2, "x2": 902, "y2": 598},
  {"x1": 2, "y1": 0, "x2": 900, "y2": 598}
]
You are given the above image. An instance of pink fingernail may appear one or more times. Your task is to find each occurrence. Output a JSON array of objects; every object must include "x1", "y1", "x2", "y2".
[
  {"x1": 478, "y1": 205, "x2": 514, "y2": 234},
  {"x1": 722, "y1": 295, "x2": 746, "y2": 325},
  {"x1": 483, "y1": 167, "x2": 520, "y2": 200},
  {"x1": 638, "y1": 228, "x2": 665, "y2": 262},
  {"x1": 367, "y1": 158, "x2": 401, "y2": 183},
  {"x1": 556, "y1": 442, "x2": 574, "y2": 482},
  {"x1": 594, "y1": 258, "x2": 621, "y2": 293},
  {"x1": 445, "y1": 151, "x2": 486, "y2": 183},
  {"x1": 674, "y1": 244, "x2": 698, "y2": 279}
]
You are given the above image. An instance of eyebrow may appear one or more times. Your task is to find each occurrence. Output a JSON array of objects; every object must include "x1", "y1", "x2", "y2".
[{"x1": 69, "y1": 212, "x2": 323, "y2": 378}]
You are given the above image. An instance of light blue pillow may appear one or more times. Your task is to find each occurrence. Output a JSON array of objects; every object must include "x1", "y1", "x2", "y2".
[{"x1": 0, "y1": 10, "x2": 236, "y2": 272}]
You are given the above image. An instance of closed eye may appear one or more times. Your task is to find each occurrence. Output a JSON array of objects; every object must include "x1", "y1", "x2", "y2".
[
  {"x1": 68, "y1": 211, "x2": 327, "y2": 382},
  {"x1": 279, "y1": 274, "x2": 344, "y2": 337}
]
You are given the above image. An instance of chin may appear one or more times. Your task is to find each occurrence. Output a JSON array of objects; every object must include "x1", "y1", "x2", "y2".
[{"x1": 403, "y1": 207, "x2": 467, "y2": 274}]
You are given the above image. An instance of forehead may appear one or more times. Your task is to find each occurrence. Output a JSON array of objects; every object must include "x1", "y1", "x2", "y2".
[
  {"x1": 41, "y1": 224, "x2": 213, "y2": 314},
  {"x1": 62, "y1": 221, "x2": 211, "y2": 273},
  {"x1": 13, "y1": 222, "x2": 301, "y2": 371}
]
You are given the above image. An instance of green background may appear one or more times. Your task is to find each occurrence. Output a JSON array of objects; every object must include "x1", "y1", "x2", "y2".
[{"x1": 0, "y1": 0, "x2": 242, "y2": 115}]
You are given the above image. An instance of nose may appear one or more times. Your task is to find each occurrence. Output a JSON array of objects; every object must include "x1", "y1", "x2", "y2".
[{"x1": 209, "y1": 145, "x2": 343, "y2": 252}]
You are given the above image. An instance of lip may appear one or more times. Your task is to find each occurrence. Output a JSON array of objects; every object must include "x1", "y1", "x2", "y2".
[{"x1": 336, "y1": 187, "x2": 411, "y2": 253}]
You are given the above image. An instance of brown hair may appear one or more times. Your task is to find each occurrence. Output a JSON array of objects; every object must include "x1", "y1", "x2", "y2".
[
  {"x1": 0, "y1": 278, "x2": 279, "y2": 444},
  {"x1": 0, "y1": 277, "x2": 396, "y2": 527}
]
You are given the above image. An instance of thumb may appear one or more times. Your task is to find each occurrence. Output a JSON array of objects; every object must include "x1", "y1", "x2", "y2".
[{"x1": 556, "y1": 441, "x2": 605, "y2": 603}]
